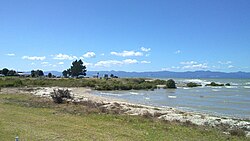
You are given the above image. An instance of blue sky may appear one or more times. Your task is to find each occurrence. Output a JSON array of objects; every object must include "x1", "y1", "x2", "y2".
[{"x1": 0, "y1": 0, "x2": 250, "y2": 72}]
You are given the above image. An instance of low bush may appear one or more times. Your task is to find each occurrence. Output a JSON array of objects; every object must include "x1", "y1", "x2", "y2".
[
  {"x1": 153, "y1": 79, "x2": 167, "y2": 85},
  {"x1": 229, "y1": 128, "x2": 246, "y2": 137},
  {"x1": 51, "y1": 89, "x2": 72, "y2": 104},
  {"x1": 186, "y1": 82, "x2": 202, "y2": 87},
  {"x1": 13, "y1": 79, "x2": 23, "y2": 87},
  {"x1": 166, "y1": 79, "x2": 176, "y2": 89},
  {"x1": 205, "y1": 82, "x2": 224, "y2": 86}
]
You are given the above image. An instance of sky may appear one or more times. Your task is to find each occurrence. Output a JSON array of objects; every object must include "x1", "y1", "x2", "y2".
[{"x1": 0, "y1": 0, "x2": 250, "y2": 72}]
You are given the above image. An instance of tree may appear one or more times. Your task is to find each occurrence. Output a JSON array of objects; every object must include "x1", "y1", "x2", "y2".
[
  {"x1": 48, "y1": 73, "x2": 52, "y2": 78},
  {"x1": 2, "y1": 68, "x2": 9, "y2": 76},
  {"x1": 104, "y1": 74, "x2": 109, "y2": 80},
  {"x1": 62, "y1": 70, "x2": 68, "y2": 78},
  {"x1": 7, "y1": 70, "x2": 16, "y2": 76},
  {"x1": 166, "y1": 79, "x2": 176, "y2": 89},
  {"x1": 31, "y1": 70, "x2": 35, "y2": 77},
  {"x1": 31, "y1": 70, "x2": 44, "y2": 77},
  {"x1": 63, "y1": 60, "x2": 87, "y2": 78},
  {"x1": 110, "y1": 74, "x2": 114, "y2": 78},
  {"x1": 71, "y1": 60, "x2": 86, "y2": 77},
  {"x1": 38, "y1": 70, "x2": 44, "y2": 76}
]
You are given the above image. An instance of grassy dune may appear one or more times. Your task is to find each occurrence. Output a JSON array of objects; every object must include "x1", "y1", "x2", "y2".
[
  {"x1": 0, "y1": 93, "x2": 247, "y2": 141},
  {"x1": 0, "y1": 77, "x2": 165, "y2": 90}
]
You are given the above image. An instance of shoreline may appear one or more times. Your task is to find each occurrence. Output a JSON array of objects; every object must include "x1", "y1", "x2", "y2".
[{"x1": 1, "y1": 87, "x2": 250, "y2": 137}]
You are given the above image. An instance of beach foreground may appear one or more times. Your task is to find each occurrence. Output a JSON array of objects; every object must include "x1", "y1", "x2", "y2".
[{"x1": 0, "y1": 87, "x2": 249, "y2": 140}]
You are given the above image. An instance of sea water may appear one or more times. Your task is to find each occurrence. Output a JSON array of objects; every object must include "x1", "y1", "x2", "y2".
[{"x1": 93, "y1": 78, "x2": 250, "y2": 119}]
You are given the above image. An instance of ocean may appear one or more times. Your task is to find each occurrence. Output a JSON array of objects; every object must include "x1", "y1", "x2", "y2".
[{"x1": 92, "y1": 78, "x2": 250, "y2": 119}]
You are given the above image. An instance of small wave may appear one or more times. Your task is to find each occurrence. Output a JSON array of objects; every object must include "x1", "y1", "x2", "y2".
[
  {"x1": 230, "y1": 83, "x2": 239, "y2": 86},
  {"x1": 130, "y1": 92, "x2": 139, "y2": 95},
  {"x1": 212, "y1": 89, "x2": 220, "y2": 92},
  {"x1": 144, "y1": 97, "x2": 150, "y2": 100},
  {"x1": 168, "y1": 95, "x2": 177, "y2": 99},
  {"x1": 245, "y1": 82, "x2": 250, "y2": 85},
  {"x1": 183, "y1": 79, "x2": 204, "y2": 83},
  {"x1": 183, "y1": 87, "x2": 191, "y2": 90},
  {"x1": 100, "y1": 92, "x2": 122, "y2": 96},
  {"x1": 225, "y1": 86, "x2": 238, "y2": 89},
  {"x1": 243, "y1": 86, "x2": 250, "y2": 89}
]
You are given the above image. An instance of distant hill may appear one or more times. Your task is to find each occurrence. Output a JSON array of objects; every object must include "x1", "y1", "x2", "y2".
[{"x1": 43, "y1": 70, "x2": 250, "y2": 78}]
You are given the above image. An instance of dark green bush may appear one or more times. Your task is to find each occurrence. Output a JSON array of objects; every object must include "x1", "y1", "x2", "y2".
[
  {"x1": 153, "y1": 79, "x2": 167, "y2": 85},
  {"x1": 166, "y1": 79, "x2": 176, "y2": 89},
  {"x1": 186, "y1": 82, "x2": 202, "y2": 87},
  {"x1": 205, "y1": 82, "x2": 224, "y2": 86},
  {"x1": 229, "y1": 129, "x2": 246, "y2": 137}
]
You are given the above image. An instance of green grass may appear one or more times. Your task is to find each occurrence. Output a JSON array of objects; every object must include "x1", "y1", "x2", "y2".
[
  {"x1": 0, "y1": 93, "x2": 248, "y2": 141},
  {"x1": 0, "y1": 77, "x2": 161, "y2": 90}
]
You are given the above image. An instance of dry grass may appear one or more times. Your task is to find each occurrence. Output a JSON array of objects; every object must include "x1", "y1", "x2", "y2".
[{"x1": 0, "y1": 93, "x2": 248, "y2": 141}]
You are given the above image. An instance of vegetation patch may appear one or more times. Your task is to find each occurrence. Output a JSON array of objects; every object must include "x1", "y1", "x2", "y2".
[
  {"x1": 186, "y1": 82, "x2": 202, "y2": 87},
  {"x1": 165, "y1": 79, "x2": 177, "y2": 89},
  {"x1": 205, "y1": 82, "x2": 225, "y2": 86}
]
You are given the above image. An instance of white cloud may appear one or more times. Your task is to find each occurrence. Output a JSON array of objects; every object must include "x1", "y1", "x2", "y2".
[
  {"x1": 141, "y1": 60, "x2": 151, "y2": 64},
  {"x1": 22, "y1": 56, "x2": 46, "y2": 61},
  {"x1": 41, "y1": 62, "x2": 49, "y2": 65},
  {"x1": 83, "y1": 61, "x2": 93, "y2": 67},
  {"x1": 123, "y1": 59, "x2": 138, "y2": 64},
  {"x1": 95, "y1": 60, "x2": 123, "y2": 67},
  {"x1": 101, "y1": 53, "x2": 105, "y2": 56},
  {"x1": 141, "y1": 47, "x2": 151, "y2": 52},
  {"x1": 182, "y1": 63, "x2": 208, "y2": 70},
  {"x1": 218, "y1": 61, "x2": 232, "y2": 65},
  {"x1": 95, "y1": 59, "x2": 138, "y2": 67},
  {"x1": 53, "y1": 53, "x2": 78, "y2": 60},
  {"x1": 180, "y1": 61, "x2": 197, "y2": 65},
  {"x1": 175, "y1": 50, "x2": 181, "y2": 54},
  {"x1": 161, "y1": 66, "x2": 180, "y2": 71},
  {"x1": 111, "y1": 50, "x2": 143, "y2": 57},
  {"x1": 228, "y1": 65, "x2": 234, "y2": 68},
  {"x1": 41, "y1": 62, "x2": 52, "y2": 67},
  {"x1": 58, "y1": 62, "x2": 64, "y2": 65},
  {"x1": 83, "y1": 52, "x2": 96, "y2": 58},
  {"x1": 6, "y1": 53, "x2": 15, "y2": 56},
  {"x1": 172, "y1": 66, "x2": 180, "y2": 69},
  {"x1": 145, "y1": 54, "x2": 150, "y2": 57},
  {"x1": 161, "y1": 68, "x2": 171, "y2": 71}
]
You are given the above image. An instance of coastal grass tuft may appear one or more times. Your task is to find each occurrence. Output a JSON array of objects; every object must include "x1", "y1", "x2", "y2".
[{"x1": 0, "y1": 93, "x2": 248, "y2": 141}]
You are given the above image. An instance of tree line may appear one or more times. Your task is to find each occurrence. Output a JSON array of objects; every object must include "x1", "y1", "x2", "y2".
[
  {"x1": 0, "y1": 68, "x2": 18, "y2": 76},
  {"x1": 0, "y1": 59, "x2": 87, "y2": 78}
]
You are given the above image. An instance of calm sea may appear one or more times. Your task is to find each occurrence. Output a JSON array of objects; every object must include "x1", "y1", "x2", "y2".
[{"x1": 93, "y1": 78, "x2": 250, "y2": 119}]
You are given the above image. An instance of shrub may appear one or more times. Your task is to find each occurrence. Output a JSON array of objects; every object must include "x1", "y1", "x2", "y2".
[
  {"x1": 120, "y1": 84, "x2": 132, "y2": 90},
  {"x1": 186, "y1": 82, "x2": 202, "y2": 87},
  {"x1": 229, "y1": 128, "x2": 246, "y2": 137},
  {"x1": 51, "y1": 89, "x2": 71, "y2": 104},
  {"x1": 205, "y1": 82, "x2": 224, "y2": 86},
  {"x1": 13, "y1": 79, "x2": 23, "y2": 87},
  {"x1": 153, "y1": 79, "x2": 167, "y2": 85},
  {"x1": 166, "y1": 79, "x2": 176, "y2": 89}
]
